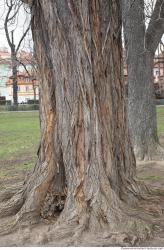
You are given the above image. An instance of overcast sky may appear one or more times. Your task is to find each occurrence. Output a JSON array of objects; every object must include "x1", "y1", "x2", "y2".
[{"x1": 0, "y1": 0, "x2": 32, "y2": 52}]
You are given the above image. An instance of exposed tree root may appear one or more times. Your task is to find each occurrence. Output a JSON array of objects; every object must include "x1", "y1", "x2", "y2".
[
  {"x1": 0, "y1": 190, "x2": 24, "y2": 219},
  {"x1": 39, "y1": 185, "x2": 161, "y2": 246},
  {"x1": 41, "y1": 208, "x2": 155, "y2": 247},
  {"x1": 0, "y1": 167, "x2": 163, "y2": 246},
  {"x1": 0, "y1": 190, "x2": 163, "y2": 246},
  {"x1": 0, "y1": 182, "x2": 23, "y2": 203},
  {"x1": 0, "y1": 216, "x2": 18, "y2": 236}
]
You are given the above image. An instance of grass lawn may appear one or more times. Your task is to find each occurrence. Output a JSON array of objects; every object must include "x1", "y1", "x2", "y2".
[
  {"x1": 0, "y1": 111, "x2": 40, "y2": 189},
  {"x1": 157, "y1": 106, "x2": 164, "y2": 135}
]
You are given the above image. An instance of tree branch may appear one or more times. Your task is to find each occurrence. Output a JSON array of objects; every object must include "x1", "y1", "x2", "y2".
[
  {"x1": 16, "y1": 58, "x2": 31, "y2": 77},
  {"x1": 145, "y1": 0, "x2": 164, "y2": 54},
  {"x1": 7, "y1": 2, "x2": 22, "y2": 22},
  {"x1": 16, "y1": 23, "x2": 30, "y2": 53},
  {"x1": 4, "y1": 1, "x2": 14, "y2": 48}
]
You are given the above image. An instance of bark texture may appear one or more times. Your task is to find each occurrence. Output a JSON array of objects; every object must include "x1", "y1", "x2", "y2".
[
  {"x1": 28, "y1": 0, "x2": 138, "y2": 222},
  {"x1": 123, "y1": 0, "x2": 164, "y2": 160},
  {"x1": 0, "y1": 0, "x2": 156, "y2": 245}
]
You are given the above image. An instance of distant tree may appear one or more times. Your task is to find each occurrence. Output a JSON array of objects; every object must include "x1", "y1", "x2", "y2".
[
  {"x1": 4, "y1": 0, "x2": 30, "y2": 105},
  {"x1": 18, "y1": 51, "x2": 38, "y2": 101},
  {"x1": 123, "y1": 0, "x2": 164, "y2": 160}
]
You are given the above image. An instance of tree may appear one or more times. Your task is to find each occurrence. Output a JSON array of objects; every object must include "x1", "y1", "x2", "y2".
[
  {"x1": 4, "y1": 0, "x2": 30, "y2": 105},
  {"x1": 0, "y1": 0, "x2": 157, "y2": 245},
  {"x1": 123, "y1": 0, "x2": 164, "y2": 160},
  {"x1": 18, "y1": 51, "x2": 39, "y2": 102}
]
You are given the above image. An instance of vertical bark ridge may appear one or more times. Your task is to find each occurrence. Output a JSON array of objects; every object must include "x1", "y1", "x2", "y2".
[{"x1": 20, "y1": 0, "x2": 148, "y2": 230}]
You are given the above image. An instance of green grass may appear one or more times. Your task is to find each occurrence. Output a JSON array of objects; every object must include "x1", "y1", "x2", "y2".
[
  {"x1": 138, "y1": 175, "x2": 164, "y2": 181},
  {"x1": 0, "y1": 112, "x2": 40, "y2": 160},
  {"x1": 157, "y1": 106, "x2": 164, "y2": 135},
  {"x1": 0, "y1": 112, "x2": 40, "y2": 184}
]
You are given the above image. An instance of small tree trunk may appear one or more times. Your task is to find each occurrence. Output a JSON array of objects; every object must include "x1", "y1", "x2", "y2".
[
  {"x1": 33, "y1": 87, "x2": 36, "y2": 101},
  {"x1": 11, "y1": 52, "x2": 18, "y2": 105},
  {"x1": 32, "y1": 82, "x2": 36, "y2": 101},
  {"x1": 123, "y1": 0, "x2": 160, "y2": 160}
]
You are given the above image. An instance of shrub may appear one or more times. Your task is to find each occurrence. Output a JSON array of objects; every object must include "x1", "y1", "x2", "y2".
[
  {"x1": 27, "y1": 99, "x2": 39, "y2": 105},
  {"x1": 156, "y1": 99, "x2": 164, "y2": 105},
  {"x1": 0, "y1": 104, "x2": 39, "y2": 112}
]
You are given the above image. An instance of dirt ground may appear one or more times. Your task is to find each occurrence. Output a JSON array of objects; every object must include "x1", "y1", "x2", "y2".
[
  {"x1": 0, "y1": 154, "x2": 36, "y2": 190},
  {"x1": 137, "y1": 160, "x2": 164, "y2": 247}
]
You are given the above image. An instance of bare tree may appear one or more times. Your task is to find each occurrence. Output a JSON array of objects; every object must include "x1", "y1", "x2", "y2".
[
  {"x1": 17, "y1": 51, "x2": 38, "y2": 101},
  {"x1": 123, "y1": 0, "x2": 164, "y2": 160},
  {"x1": 4, "y1": 0, "x2": 30, "y2": 105}
]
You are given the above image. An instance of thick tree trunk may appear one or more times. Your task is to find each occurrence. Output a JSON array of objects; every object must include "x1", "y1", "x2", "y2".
[
  {"x1": 123, "y1": 0, "x2": 161, "y2": 161},
  {"x1": 25, "y1": 0, "x2": 138, "y2": 219},
  {"x1": 0, "y1": 0, "x2": 156, "y2": 245}
]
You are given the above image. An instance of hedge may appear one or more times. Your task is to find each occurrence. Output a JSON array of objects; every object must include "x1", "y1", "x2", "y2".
[{"x1": 0, "y1": 104, "x2": 39, "y2": 112}]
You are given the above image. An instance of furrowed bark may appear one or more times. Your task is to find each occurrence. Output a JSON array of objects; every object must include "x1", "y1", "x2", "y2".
[
  {"x1": 18, "y1": 0, "x2": 148, "y2": 228},
  {"x1": 145, "y1": 0, "x2": 164, "y2": 53}
]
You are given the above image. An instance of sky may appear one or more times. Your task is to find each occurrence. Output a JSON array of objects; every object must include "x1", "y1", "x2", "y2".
[{"x1": 0, "y1": 0, "x2": 32, "y2": 52}]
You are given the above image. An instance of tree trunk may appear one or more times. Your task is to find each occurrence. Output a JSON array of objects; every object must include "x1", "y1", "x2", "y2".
[
  {"x1": 32, "y1": 83, "x2": 36, "y2": 101},
  {"x1": 128, "y1": 51, "x2": 158, "y2": 161},
  {"x1": 11, "y1": 52, "x2": 18, "y2": 105},
  {"x1": 123, "y1": 0, "x2": 162, "y2": 161},
  {"x1": 0, "y1": 0, "x2": 154, "y2": 244},
  {"x1": 33, "y1": 87, "x2": 36, "y2": 101}
]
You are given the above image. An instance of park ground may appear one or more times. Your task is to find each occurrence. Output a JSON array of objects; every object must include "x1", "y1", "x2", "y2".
[
  {"x1": 0, "y1": 108, "x2": 164, "y2": 246},
  {"x1": 0, "y1": 111, "x2": 40, "y2": 190}
]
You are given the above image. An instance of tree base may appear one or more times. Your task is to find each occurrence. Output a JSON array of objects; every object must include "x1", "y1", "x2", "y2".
[
  {"x1": 0, "y1": 182, "x2": 163, "y2": 247},
  {"x1": 134, "y1": 142, "x2": 164, "y2": 161},
  {"x1": 0, "y1": 160, "x2": 163, "y2": 246},
  {"x1": 0, "y1": 208, "x2": 157, "y2": 246}
]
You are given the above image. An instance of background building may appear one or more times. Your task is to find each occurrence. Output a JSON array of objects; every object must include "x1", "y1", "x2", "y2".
[
  {"x1": 6, "y1": 71, "x2": 39, "y2": 103},
  {"x1": 154, "y1": 51, "x2": 164, "y2": 99},
  {"x1": 0, "y1": 48, "x2": 11, "y2": 99},
  {"x1": 0, "y1": 48, "x2": 39, "y2": 104}
]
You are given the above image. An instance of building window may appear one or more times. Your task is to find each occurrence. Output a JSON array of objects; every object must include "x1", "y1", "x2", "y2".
[
  {"x1": 25, "y1": 78, "x2": 30, "y2": 82},
  {"x1": 25, "y1": 98, "x2": 30, "y2": 103},
  {"x1": 25, "y1": 86, "x2": 29, "y2": 92},
  {"x1": 155, "y1": 70, "x2": 160, "y2": 76},
  {"x1": 17, "y1": 86, "x2": 21, "y2": 92}
]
